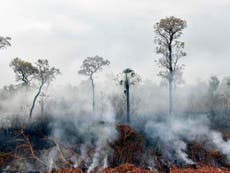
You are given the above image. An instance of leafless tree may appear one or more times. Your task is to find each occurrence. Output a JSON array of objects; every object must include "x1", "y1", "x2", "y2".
[
  {"x1": 154, "y1": 16, "x2": 187, "y2": 114},
  {"x1": 78, "y1": 55, "x2": 110, "y2": 112},
  {"x1": 29, "y1": 59, "x2": 60, "y2": 120}
]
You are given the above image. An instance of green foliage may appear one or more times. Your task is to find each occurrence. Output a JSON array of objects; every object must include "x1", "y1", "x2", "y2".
[{"x1": 10, "y1": 58, "x2": 38, "y2": 85}]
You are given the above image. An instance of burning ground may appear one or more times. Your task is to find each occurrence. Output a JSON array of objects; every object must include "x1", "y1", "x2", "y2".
[
  {"x1": 0, "y1": 113, "x2": 230, "y2": 173},
  {"x1": 0, "y1": 78, "x2": 230, "y2": 173}
]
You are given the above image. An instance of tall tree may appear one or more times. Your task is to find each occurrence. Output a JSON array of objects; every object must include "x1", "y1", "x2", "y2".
[
  {"x1": 29, "y1": 59, "x2": 60, "y2": 120},
  {"x1": 0, "y1": 36, "x2": 11, "y2": 49},
  {"x1": 118, "y1": 68, "x2": 140, "y2": 124},
  {"x1": 154, "y1": 16, "x2": 187, "y2": 114},
  {"x1": 10, "y1": 57, "x2": 38, "y2": 86},
  {"x1": 78, "y1": 55, "x2": 110, "y2": 112}
]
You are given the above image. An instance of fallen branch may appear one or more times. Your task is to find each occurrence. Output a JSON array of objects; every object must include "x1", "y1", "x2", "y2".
[{"x1": 20, "y1": 129, "x2": 49, "y2": 167}]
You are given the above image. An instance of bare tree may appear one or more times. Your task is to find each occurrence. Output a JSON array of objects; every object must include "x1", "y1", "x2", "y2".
[
  {"x1": 154, "y1": 16, "x2": 187, "y2": 114},
  {"x1": 29, "y1": 59, "x2": 60, "y2": 120},
  {"x1": 117, "y1": 68, "x2": 141, "y2": 124},
  {"x1": 0, "y1": 36, "x2": 11, "y2": 49},
  {"x1": 10, "y1": 57, "x2": 38, "y2": 86},
  {"x1": 78, "y1": 55, "x2": 110, "y2": 112}
]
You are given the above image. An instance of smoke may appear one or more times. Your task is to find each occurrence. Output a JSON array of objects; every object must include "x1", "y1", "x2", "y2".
[
  {"x1": 43, "y1": 92, "x2": 117, "y2": 171},
  {"x1": 86, "y1": 123, "x2": 116, "y2": 172},
  {"x1": 145, "y1": 113, "x2": 230, "y2": 165},
  {"x1": 0, "y1": 77, "x2": 119, "y2": 172},
  {"x1": 1, "y1": 74, "x2": 230, "y2": 171},
  {"x1": 210, "y1": 131, "x2": 230, "y2": 161},
  {"x1": 47, "y1": 116, "x2": 117, "y2": 171},
  {"x1": 0, "y1": 85, "x2": 42, "y2": 128}
]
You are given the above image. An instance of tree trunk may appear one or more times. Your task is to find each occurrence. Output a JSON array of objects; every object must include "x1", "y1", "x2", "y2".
[
  {"x1": 125, "y1": 74, "x2": 130, "y2": 124},
  {"x1": 169, "y1": 73, "x2": 173, "y2": 114},
  {"x1": 41, "y1": 96, "x2": 44, "y2": 118},
  {"x1": 29, "y1": 82, "x2": 44, "y2": 120},
  {"x1": 168, "y1": 43, "x2": 173, "y2": 115},
  {"x1": 90, "y1": 76, "x2": 95, "y2": 112}
]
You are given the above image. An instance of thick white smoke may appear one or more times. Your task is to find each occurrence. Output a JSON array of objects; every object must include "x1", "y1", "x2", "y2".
[{"x1": 145, "y1": 114, "x2": 230, "y2": 164}]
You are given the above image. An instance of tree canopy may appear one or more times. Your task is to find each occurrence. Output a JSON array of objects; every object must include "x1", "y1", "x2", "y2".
[
  {"x1": 10, "y1": 57, "x2": 38, "y2": 85},
  {"x1": 34, "y1": 59, "x2": 60, "y2": 84},
  {"x1": 78, "y1": 55, "x2": 110, "y2": 77},
  {"x1": 154, "y1": 16, "x2": 187, "y2": 80}
]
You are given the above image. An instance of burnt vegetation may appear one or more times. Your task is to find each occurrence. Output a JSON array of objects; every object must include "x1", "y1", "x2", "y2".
[{"x1": 0, "y1": 16, "x2": 230, "y2": 173}]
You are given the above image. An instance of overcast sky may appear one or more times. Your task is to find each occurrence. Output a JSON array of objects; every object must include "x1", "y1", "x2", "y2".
[{"x1": 0, "y1": 0, "x2": 230, "y2": 87}]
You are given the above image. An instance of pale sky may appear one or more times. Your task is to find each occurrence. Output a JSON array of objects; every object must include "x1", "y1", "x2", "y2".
[{"x1": 0, "y1": 0, "x2": 230, "y2": 87}]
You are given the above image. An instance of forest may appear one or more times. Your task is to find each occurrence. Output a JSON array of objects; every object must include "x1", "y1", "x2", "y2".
[{"x1": 0, "y1": 16, "x2": 230, "y2": 173}]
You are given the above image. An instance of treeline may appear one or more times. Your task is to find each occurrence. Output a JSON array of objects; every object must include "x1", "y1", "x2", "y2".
[{"x1": 0, "y1": 16, "x2": 229, "y2": 129}]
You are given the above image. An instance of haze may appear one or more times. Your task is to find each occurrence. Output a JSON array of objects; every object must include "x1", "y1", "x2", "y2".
[{"x1": 0, "y1": 0, "x2": 230, "y2": 87}]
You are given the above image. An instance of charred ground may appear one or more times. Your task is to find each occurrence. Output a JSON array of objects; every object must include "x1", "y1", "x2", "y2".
[{"x1": 0, "y1": 114, "x2": 230, "y2": 173}]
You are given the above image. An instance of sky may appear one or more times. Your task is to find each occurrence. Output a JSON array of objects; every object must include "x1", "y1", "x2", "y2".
[{"x1": 0, "y1": 0, "x2": 230, "y2": 87}]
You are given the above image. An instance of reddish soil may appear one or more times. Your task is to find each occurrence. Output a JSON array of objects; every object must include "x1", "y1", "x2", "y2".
[
  {"x1": 103, "y1": 164, "x2": 230, "y2": 173},
  {"x1": 47, "y1": 164, "x2": 230, "y2": 173},
  {"x1": 171, "y1": 165, "x2": 230, "y2": 173},
  {"x1": 103, "y1": 163, "x2": 155, "y2": 173},
  {"x1": 49, "y1": 168, "x2": 83, "y2": 173}
]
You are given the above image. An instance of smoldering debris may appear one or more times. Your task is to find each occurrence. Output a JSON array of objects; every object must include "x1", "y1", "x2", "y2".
[
  {"x1": 144, "y1": 114, "x2": 230, "y2": 166},
  {"x1": 0, "y1": 113, "x2": 230, "y2": 172},
  {"x1": 0, "y1": 79, "x2": 230, "y2": 172}
]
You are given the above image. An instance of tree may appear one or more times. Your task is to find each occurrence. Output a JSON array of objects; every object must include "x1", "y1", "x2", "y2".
[
  {"x1": 29, "y1": 59, "x2": 60, "y2": 120},
  {"x1": 1, "y1": 36, "x2": 11, "y2": 88},
  {"x1": 10, "y1": 57, "x2": 38, "y2": 86},
  {"x1": 208, "y1": 76, "x2": 220, "y2": 93},
  {"x1": 208, "y1": 76, "x2": 220, "y2": 111},
  {"x1": 117, "y1": 68, "x2": 140, "y2": 124},
  {"x1": 78, "y1": 55, "x2": 110, "y2": 112},
  {"x1": 154, "y1": 16, "x2": 187, "y2": 114},
  {"x1": 0, "y1": 36, "x2": 11, "y2": 49},
  {"x1": 220, "y1": 77, "x2": 230, "y2": 112}
]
